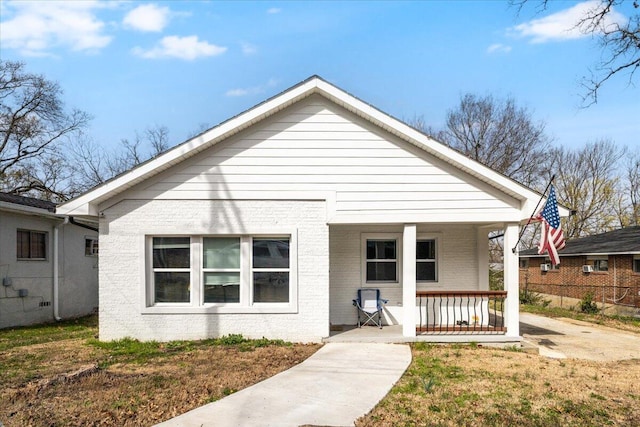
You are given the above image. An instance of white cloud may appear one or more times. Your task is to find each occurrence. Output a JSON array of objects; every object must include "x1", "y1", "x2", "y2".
[
  {"x1": 267, "y1": 8, "x2": 281, "y2": 14},
  {"x1": 226, "y1": 78, "x2": 279, "y2": 97},
  {"x1": 510, "y1": 0, "x2": 627, "y2": 43},
  {"x1": 0, "y1": 0, "x2": 112, "y2": 56},
  {"x1": 132, "y1": 35, "x2": 227, "y2": 60},
  {"x1": 487, "y1": 43, "x2": 512, "y2": 54},
  {"x1": 123, "y1": 3, "x2": 171, "y2": 32},
  {"x1": 241, "y1": 42, "x2": 257, "y2": 55}
]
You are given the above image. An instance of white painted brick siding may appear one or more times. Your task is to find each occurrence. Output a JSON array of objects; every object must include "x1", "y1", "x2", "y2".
[{"x1": 99, "y1": 199, "x2": 328, "y2": 342}]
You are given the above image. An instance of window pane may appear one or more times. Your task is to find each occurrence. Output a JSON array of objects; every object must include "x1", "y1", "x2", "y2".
[
  {"x1": 154, "y1": 272, "x2": 190, "y2": 303},
  {"x1": 31, "y1": 232, "x2": 46, "y2": 258},
  {"x1": 153, "y1": 237, "x2": 190, "y2": 268},
  {"x1": 594, "y1": 259, "x2": 608, "y2": 272},
  {"x1": 253, "y1": 239, "x2": 289, "y2": 269},
  {"x1": 634, "y1": 259, "x2": 640, "y2": 273},
  {"x1": 85, "y1": 239, "x2": 99, "y2": 256},
  {"x1": 253, "y1": 272, "x2": 289, "y2": 302},
  {"x1": 366, "y1": 240, "x2": 396, "y2": 260},
  {"x1": 204, "y1": 272, "x2": 240, "y2": 303},
  {"x1": 417, "y1": 261, "x2": 436, "y2": 281},
  {"x1": 366, "y1": 261, "x2": 397, "y2": 281},
  {"x1": 416, "y1": 240, "x2": 435, "y2": 260},
  {"x1": 203, "y1": 238, "x2": 240, "y2": 269},
  {"x1": 17, "y1": 230, "x2": 29, "y2": 258}
]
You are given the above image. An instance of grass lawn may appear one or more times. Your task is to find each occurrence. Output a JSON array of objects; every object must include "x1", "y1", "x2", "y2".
[
  {"x1": 357, "y1": 305, "x2": 640, "y2": 427},
  {"x1": 0, "y1": 316, "x2": 320, "y2": 426},
  {"x1": 2, "y1": 309, "x2": 639, "y2": 426}
]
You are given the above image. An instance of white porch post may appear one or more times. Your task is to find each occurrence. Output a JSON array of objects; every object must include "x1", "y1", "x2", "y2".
[
  {"x1": 477, "y1": 226, "x2": 490, "y2": 291},
  {"x1": 503, "y1": 223, "x2": 520, "y2": 338},
  {"x1": 402, "y1": 223, "x2": 417, "y2": 337}
]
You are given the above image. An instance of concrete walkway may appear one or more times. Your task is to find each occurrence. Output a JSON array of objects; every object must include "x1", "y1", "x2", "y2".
[
  {"x1": 520, "y1": 312, "x2": 640, "y2": 361},
  {"x1": 155, "y1": 342, "x2": 411, "y2": 427}
]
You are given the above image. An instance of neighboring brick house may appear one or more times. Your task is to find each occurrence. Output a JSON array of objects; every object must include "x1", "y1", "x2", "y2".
[{"x1": 519, "y1": 226, "x2": 640, "y2": 310}]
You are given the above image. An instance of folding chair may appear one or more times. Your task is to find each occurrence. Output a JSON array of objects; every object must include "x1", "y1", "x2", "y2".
[{"x1": 352, "y1": 288, "x2": 388, "y2": 328}]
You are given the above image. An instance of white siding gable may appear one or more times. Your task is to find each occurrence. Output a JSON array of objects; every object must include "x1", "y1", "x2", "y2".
[{"x1": 120, "y1": 95, "x2": 521, "y2": 223}]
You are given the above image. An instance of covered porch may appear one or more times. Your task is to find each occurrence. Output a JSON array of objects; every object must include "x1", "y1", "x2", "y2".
[{"x1": 328, "y1": 222, "x2": 521, "y2": 342}]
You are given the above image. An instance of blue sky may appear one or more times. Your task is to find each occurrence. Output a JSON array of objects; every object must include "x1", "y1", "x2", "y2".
[{"x1": 1, "y1": 0, "x2": 638, "y2": 152}]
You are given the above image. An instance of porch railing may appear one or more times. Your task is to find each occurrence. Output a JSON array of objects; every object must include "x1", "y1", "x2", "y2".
[{"x1": 416, "y1": 290, "x2": 507, "y2": 335}]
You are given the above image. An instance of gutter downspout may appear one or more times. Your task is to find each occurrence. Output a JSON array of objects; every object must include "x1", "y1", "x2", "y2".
[{"x1": 53, "y1": 217, "x2": 69, "y2": 321}]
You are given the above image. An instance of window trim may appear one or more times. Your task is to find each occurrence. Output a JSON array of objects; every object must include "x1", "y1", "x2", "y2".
[
  {"x1": 16, "y1": 229, "x2": 48, "y2": 261},
  {"x1": 143, "y1": 231, "x2": 298, "y2": 314},
  {"x1": 361, "y1": 233, "x2": 401, "y2": 285},
  {"x1": 416, "y1": 236, "x2": 439, "y2": 283}
]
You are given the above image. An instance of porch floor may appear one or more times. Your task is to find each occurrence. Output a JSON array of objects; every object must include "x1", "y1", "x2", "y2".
[{"x1": 324, "y1": 325, "x2": 522, "y2": 344}]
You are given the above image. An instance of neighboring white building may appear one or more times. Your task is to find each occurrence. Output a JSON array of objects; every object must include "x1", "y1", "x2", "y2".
[
  {"x1": 57, "y1": 76, "x2": 567, "y2": 343},
  {"x1": 0, "y1": 192, "x2": 99, "y2": 329}
]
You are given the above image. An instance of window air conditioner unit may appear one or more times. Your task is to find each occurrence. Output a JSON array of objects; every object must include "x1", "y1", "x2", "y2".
[
  {"x1": 540, "y1": 264, "x2": 551, "y2": 272},
  {"x1": 582, "y1": 265, "x2": 593, "y2": 273}
]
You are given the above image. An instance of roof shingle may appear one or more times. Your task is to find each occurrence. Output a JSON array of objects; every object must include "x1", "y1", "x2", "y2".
[
  {"x1": 520, "y1": 226, "x2": 640, "y2": 257},
  {"x1": 0, "y1": 192, "x2": 56, "y2": 212}
]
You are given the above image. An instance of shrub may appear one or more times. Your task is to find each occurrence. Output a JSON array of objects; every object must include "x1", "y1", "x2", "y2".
[
  {"x1": 519, "y1": 288, "x2": 550, "y2": 306},
  {"x1": 579, "y1": 292, "x2": 599, "y2": 314}
]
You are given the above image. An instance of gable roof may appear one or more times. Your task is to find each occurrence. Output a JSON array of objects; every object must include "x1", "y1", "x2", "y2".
[
  {"x1": 0, "y1": 192, "x2": 56, "y2": 212},
  {"x1": 520, "y1": 226, "x2": 640, "y2": 257},
  {"x1": 56, "y1": 75, "x2": 565, "y2": 218}
]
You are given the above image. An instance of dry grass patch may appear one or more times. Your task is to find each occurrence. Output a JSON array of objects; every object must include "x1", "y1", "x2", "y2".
[
  {"x1": 0, "y1": 317, "x2": 319, "y2": 426},
  {"x1": 358, "y1": 343, "x2": 640, "y2": 427}
]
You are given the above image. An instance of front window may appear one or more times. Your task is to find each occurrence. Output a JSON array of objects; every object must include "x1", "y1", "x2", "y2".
[
  {"x1": 252, "y1": 239, "x2": 290, "y2": 303},
  {"x1": 634, "y1": 256, "x2": 640, "y2": 273},
  {"x1": 519, "y1": 258, "x2": 529, "y2": 269},
  {"x1": 17, "y1": 229, "x2": 47, "y2": 260},
  {"x1": 416, "y1": 239, "x2": 437, "y2": 281},
  {"x1": 152, "y1": 237, "x2": 190, "y2": 303},
  {"x1": 366, "y1": 239, "x2": 397, "y2": 282},
  {"x1": 203, "y1": 238, "x2": 240, "y2": 303},
  {"x1": 147, "y1": 234, "x2": 295, "y2": 310}
]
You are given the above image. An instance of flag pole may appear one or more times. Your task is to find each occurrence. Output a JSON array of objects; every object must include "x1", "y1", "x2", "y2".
[{"x1": 511, "y1": 175, "x2": 556, "y2": 254}]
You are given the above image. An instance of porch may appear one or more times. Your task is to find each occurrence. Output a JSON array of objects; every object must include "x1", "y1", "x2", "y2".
[
  {"x1": 328, "y1": 223, "x2": 521, "y2": 341},
  {"x1": 326, "y1": 289, "x2": 518, "y2": 343},
  {"x1": 324, "y1": 325, "x2": 521, "y2": 344}
]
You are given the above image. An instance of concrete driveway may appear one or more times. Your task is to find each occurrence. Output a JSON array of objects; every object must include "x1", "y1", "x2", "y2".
[{"x1": 520, "y1": 312, "x2": 640, "y2": 361}]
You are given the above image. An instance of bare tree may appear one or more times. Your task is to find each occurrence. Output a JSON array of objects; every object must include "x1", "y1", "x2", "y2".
[
  {"x1": 552, "y1": 139, "x2": 625, "y2": 238},
  {"x1": 69, "y1": 125, "x2": 171, "y2": 192},
  {"x1": 513, "y1": 0, "x2": 640, "y2": 105},
  {"x1": 0, "y1": 60, "x2": 90, "y2": 200},
  {"x1": 439, "y1": 93, "x2": 551, "y2": 188},
  {"x1": 622, "y1": 148, "x2": 640, "y2": 225}
]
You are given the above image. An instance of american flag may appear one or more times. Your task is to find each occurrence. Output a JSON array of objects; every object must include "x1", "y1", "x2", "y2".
[{"x1": 537, "y1": 185, "x2": 565, "y2": 266}]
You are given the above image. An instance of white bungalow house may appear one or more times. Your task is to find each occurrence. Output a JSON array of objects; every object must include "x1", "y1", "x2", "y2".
[
  {"x1": 56, "y1": 76, "x2": 566, "y2": 343},
  {"x1": 0, "y1": 192, "x2": 99, "y2": 329}
]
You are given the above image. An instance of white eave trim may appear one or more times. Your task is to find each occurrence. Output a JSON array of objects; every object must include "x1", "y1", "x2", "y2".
[{"x1": 0, "y1": 201, "x2": 62, "y2": 219}]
